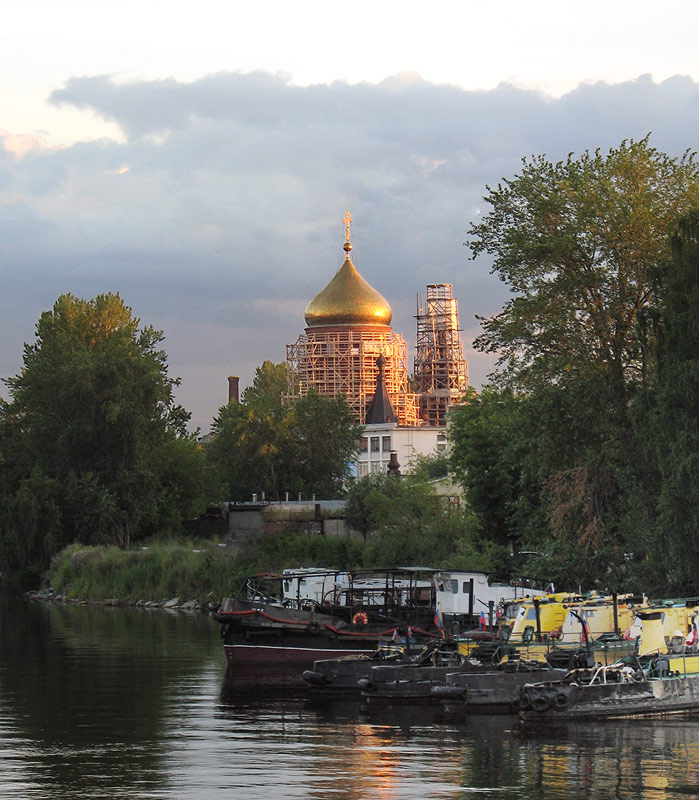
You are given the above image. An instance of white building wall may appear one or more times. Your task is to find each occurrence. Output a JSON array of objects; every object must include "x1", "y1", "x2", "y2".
[{"x1": 352, "y1": 423, "x2": 446, "y2": 476}]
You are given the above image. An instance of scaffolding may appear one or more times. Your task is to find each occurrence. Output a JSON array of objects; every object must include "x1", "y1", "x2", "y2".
[
  {"x1": 414, "y1": 284, "x2": 469, "y2": 426},
  {"x1": 286, "y1": 328, "x2": 420, "y2": 426}
]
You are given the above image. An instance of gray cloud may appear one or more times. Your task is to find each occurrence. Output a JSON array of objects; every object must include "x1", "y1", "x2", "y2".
[{"x1": 1, "y1": 71, "x2": 697, "y2": 431}]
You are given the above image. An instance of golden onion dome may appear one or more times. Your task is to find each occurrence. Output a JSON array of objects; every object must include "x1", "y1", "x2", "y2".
[{"x1": 305, "y1": 241, "x2": 392, "y2": 328}]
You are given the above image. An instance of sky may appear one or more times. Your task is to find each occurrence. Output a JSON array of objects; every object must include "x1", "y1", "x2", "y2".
[{"x1": 2, "y1": 1, "x2": 699, "y2": 432}]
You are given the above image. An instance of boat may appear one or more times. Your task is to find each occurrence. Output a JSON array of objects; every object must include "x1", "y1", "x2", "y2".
[
  {"x1": 433, "y1": 570, "x2": 545, "y2": 634},
  {"x1": 518, "y1": 661, "x2": 699, "y2": 722},
  {"x1": 302, "y1": 637, "x2": 470, "y2": 698},
  {"x1": 498, "y1": 592, "x2": 645, "y2": 669},
  {"x1": 519, "y1": 607, "x2": 699, "y2": 722},
  {"x1": 357, "y1": 642, "x2": 523, "y2": 706},
  {"x1": 434, "y1": 661, "x2": 564, "y2": 713},
  {"x1": 214, "y1": 567, "x2": 439, "y2": 672}
]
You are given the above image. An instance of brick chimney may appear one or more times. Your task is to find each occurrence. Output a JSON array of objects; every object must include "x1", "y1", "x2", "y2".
[{"x1": 228, "y1": 375, "x2": 240, "y2": 404}]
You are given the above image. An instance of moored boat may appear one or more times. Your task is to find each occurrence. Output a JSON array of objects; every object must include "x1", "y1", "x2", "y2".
[
  {"x1": 520, "y1": 609, "x2": 699, "y2": 722},
  {"x1": 519, "y1": 662, "x2": 699, "y2": 722},
  {"x1": 215, "y1": 567, "x2": 439, "y2": 672},
  {"x1": 303, "y1": 637, "x2": 467, "y2": 698},
  {"x1": 434, "y1": 661, "x2": 564, "y2": 713}
]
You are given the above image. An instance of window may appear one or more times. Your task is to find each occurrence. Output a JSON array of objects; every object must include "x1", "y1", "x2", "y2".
[
  {"x1": 382, "y1": 436, "x2": 391, "y2": 451},
  {"x1": 462, "y1": 581, "x2": 471, "y2": 593},
  {"x1": 371, "y1": 462, "x2": 381, "y2": 473},
  {"x1": 358, "y1": 463, "x2": 368, "y2": 476},
  {"x1": 451, "y1": 579, "x2": 458, "y2": 594},
  {"x1": 360, "y1": 438, "x2": 368, "y2": 453},
  {"x1": 370, "y1": 437, "x2": 380, "y2": 452}
]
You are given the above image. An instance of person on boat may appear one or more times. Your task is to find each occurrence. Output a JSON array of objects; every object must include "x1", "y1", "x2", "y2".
[
  {"x1": 686, "y1": 624, "x2": 698, "y2": 647},
  {"x1": 352, "y1": 608, "x2": 369, "y2": 626}
]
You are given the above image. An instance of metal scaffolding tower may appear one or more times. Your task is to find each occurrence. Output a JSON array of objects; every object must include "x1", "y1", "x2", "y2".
[
  {"x1": 414, "y1": 284, "x2": 469, "y2": 426},
  {"x1": 286, "y1": 328, "x2": 420, "y2": 426}
]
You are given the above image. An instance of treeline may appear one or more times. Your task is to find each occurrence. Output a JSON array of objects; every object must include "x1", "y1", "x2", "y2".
[
  {"x1": 0, "y1": 295, "x2": 363, "y2": 581},
  {"x1": 447, "y1": 137, "x2": 699, "y2": 596}
]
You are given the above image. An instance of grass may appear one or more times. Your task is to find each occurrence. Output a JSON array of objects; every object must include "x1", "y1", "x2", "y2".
[
  {"x1": 48, "y1": 539, "x2": 243, "y2": 604},
  {"x1": 46, "y1": 531, "x2": 370, "y2": 605}
]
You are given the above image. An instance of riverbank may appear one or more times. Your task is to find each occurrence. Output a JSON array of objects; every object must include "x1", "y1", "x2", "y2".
[
  {"x1": 37, "y1": 540, "x2": 245, "y2": 609},
  {"x1": 29, "y1": 532, "x2": 367, "y2": 609}
]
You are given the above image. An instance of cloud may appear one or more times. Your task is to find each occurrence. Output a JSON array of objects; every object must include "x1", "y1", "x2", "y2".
[
  {"x1": 0, "y1": 129, "x2": 55, "y2": 160},
  {"x1": 2, "y1": 71, "x2": 697, "y2": 431}
]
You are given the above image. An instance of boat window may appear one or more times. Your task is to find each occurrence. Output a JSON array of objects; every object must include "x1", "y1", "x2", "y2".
[
  {"x1": 462, "y1": 582, "x2": 471, "y2": 593},
  {"x1": 526, "y1": 608, "x2": 537, "y2": 620},
  {"x1": 436, "y1": 582, "x2": 444, "y2": 592},
  {"x1": 451, "y1": 580, "x2": 458, "y2": 594}
]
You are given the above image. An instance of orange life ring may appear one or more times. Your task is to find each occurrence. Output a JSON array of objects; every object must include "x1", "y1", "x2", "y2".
[{"x1": 352, "y1": 611, "x2": 368, "y2": 625}]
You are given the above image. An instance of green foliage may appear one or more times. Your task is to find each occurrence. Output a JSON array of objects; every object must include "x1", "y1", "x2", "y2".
[
  {"x1": 470, "y1": 137, "x2": 699, "y2": 396},
  {"x1": 449, "y1": 388, "x2": 540, "y2": 549},
  {"x1": 344, "y1": 472, "x2": 487, "y2": 569},
  {"x1": 291, "y1": 390, "x2": 364, "y2": 498},
  {"x1": 637, "y1": 211, "x2": 699, "y2": 594},
  {"x1": 0, "y1": 293, "x2": 209, "y2": 576},
  {"x1": 458, "y1": 138, "x2": 699, "y2": 590},
  {"x1": 408, "y1": 451, "x2": 450, "y2": 481},
  {"x1": 48, "y1": 540, "x2": 236, "y2": 603},
  {"x1": 207, "y1": 365, "x2": 362, "y2": 501},
  {"x1": 253, "y1": 532, "x2": 366, "y2": 572}
]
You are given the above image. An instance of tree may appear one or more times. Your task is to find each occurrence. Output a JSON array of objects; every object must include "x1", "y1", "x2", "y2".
[
  {"x1": 462, "y1": 138, "x2": 699, "y2": 588},
  {"x1": 291, "y1": 390, "x2": 363, "y2": 498},
  {"x1": 0, "y1": 293, "x2": 203, "y2": 576},
  {"x1": 207, "y1": 364, "x2": 362, "y2": 501},
  {"x1": 470, "y1": 137, "x2": 699, "y2": 398},
  {"x1": 344, "y1": 471, "x2": 485, "y2": 567},
  {"x1": 641, "y1": 212, "x2": 699, "y2": 593},
  {"x1": 449, "y1": 388, "x2": 541, "y2": 551}
]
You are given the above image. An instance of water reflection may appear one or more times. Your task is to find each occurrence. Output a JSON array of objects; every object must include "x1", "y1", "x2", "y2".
[{"x1": 2, "y1": 582, "x2": 699, "y2": 799}]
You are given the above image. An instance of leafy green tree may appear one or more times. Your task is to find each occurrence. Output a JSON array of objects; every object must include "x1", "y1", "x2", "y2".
[
  {"x1": 463, "y1": 138, "x2": 699, "y2": 588},
  {"x1": 344, "y1": 472, "x2": 483, "y2": 567},
  {"x1": 408, "y1": 451, "x2": 450, "y2": 481},
  {"x1": 449, "y1": 387, "x2": 540, "y2": 551},
  {"x1": 470, "y1": 137, "x2": 699, "y2": 397},
  {"x1": 291, "y1": 390, "x2": 363, "y2": 498},
  {"x1": 207, "y1": 399, "x2": 293, "y2": 501},
  {"x1": 207, "y1": 365, "x2": 362, "y2": 501},
  {"x1": 0, "y1": 293, "x2": 204, "y2": 576},
  {"x1": 241, "y1": 360, "x2": 290, "y2": 419},
  {"x1": 640, "y1": 211, "x2": 699, "y2": 593}
]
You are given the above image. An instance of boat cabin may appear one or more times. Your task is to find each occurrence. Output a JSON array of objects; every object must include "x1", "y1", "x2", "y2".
[{"x1": 434, "y1": 571, "x2": 543, "y2": 631}]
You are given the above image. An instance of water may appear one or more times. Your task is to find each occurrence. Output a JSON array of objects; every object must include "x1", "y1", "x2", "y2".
[{"x1": 2, "y1": 585, "x2": 699, "y2": 799}]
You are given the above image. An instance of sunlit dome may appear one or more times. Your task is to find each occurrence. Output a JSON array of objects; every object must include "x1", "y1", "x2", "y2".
[{"x1": 304, "y1": 239, "x2": 392, "y2": 329}]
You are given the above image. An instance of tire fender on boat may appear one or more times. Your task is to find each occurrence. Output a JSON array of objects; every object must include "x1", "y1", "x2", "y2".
[
  {"x1": 532, "y1": 695, "x2": 551, "y2": 712},
  {"x1": 552, "y1": 692, "x2": 569, "y2": 710}
]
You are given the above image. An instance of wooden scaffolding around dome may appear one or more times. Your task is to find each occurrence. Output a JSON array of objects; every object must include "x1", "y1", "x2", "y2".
[
  {"x1": 286, "y1": 328, "x2": 420, "y2": 426},
  {"x1": 414, "y1": 284, "x2": 468, "y2": 426}
]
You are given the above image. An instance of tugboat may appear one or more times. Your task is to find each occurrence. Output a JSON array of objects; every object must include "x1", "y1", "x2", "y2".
[
  {"x1": 214, "y1": 567, "x2": 439, "y2": 673},
  {"x1": 519, "y1": 603, "x2": 699, "y2": 722}
]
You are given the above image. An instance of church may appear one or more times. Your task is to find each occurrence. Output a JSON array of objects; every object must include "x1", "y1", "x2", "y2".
[{"x1": 285, "y1": 213, "x2": 468, "y2": 476}]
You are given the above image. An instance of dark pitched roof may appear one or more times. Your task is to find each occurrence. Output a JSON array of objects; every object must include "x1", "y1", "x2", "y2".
[{"x1": 365, "y1": 355, "x2": 397, "y2": 424}]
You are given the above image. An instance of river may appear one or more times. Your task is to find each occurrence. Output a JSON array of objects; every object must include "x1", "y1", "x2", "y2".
[{"x1": 2, "y1": 584, "x2": 699, "y2": 799}]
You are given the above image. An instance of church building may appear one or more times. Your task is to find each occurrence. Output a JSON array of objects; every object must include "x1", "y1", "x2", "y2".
[{"x1": 285, "y1": 213, "x2": 468, "y2": 476}]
